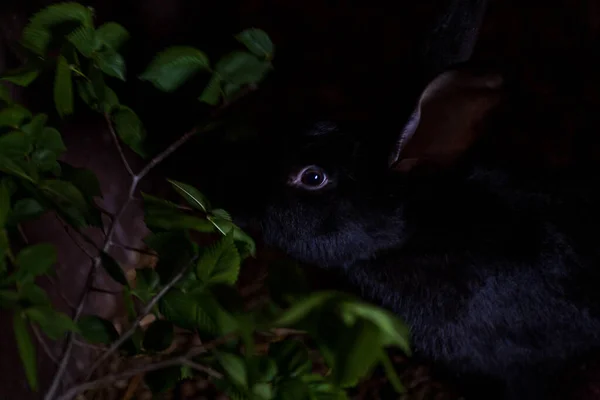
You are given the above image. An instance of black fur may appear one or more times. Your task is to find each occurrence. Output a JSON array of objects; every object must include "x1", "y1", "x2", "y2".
[{"x1": 229, "y1": 121, "x2": 600, "y2": 400}]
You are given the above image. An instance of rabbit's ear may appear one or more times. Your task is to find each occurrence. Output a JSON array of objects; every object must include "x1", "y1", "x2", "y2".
[{"x1": 388, "y1": 68, "x2": 503, "y2": 172}]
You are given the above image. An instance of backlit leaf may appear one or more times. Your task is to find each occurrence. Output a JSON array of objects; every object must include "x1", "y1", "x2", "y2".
[
  {"x1": 168, "y1": 179, "x2": 211, "y2": 212},
  {"x1": 54, "y1": 55, "x2": 74, "y2": 118},
  {"x1": 140, "y1": 46, "x2": 210, "y2": 92}
]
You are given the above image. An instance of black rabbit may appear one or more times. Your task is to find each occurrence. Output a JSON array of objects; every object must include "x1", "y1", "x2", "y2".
[{"x1": 207, "y1": 67, "x2": 600, "y2": 400}]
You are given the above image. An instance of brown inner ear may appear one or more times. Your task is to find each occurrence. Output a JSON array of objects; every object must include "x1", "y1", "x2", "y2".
[{"x1": 390, "y1": 69, "x2": 503, "y2": 172}]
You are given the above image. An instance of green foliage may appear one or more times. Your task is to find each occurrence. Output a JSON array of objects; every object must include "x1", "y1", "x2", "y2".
[{"x1": 1, "y1": 4, "x2": 413, "y2": 399}]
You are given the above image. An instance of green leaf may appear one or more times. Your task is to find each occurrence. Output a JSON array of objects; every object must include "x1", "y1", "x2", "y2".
[
  {"x1": 196, "y1": 231, "x2": 241, "y2": 286},
  {"x1": 21, "y1": 114, "x2": 48, "y2": 138},
  {"x1": 223, "y1": 82, "x2": 242, "y2": 100},
  {"x1": 32, "y1": 149, "x2": 59, "y2": 172},
  {"x1": 168, "y1": 179, "x2": 211, "y2": 212},
  {"x1": 16, "y1": 244, "x2": 57, "y2": 277},
  {"x1": 40, "y1": 179, "x2": 88, "y2": 212},
  {"x1": 67, "y1": 25, "x2": 95, "y2": 57},
  {"x1": 0, "y1": 158, "x2": 37, "y2": 183},
  {"x1": 8, "y1": 198, "x2": 45, "y2": 224},
  {"x1": 102, "y1": 86, "x2": 120, "y2": 113},
  {"x1": 25, "y1": 306, "x2": 80, "y2": 340},
  {"x1": 216, "y1": 351, "x2": 248, "y2": 387},
  {"x1": 111, "y1": 106, "x2": 147, "y2": 158},
  {"x1": 208, "y1": 216, "x2": 256, "y2": 257},
  {"x1": 0, "y1": 290, "x2": 19, "y2": 308},
  {"x1": 95, "y1": 22, "x2": 130, "y2": 51},
  {"x1": 60, "y1": 165, "x2": 102, "y2": 199},
  {"x1": 235, "y1": 28, "x2": 274, "y2": 59},
  {"x1": 158, "y1": 289, "x2": 198, "y2": 331},
  {"x1": 26, "y1": 2, "x2": 93, "y2": 29},
  {"x1": 332, "y1": 320, "x2": 381, "y2": 387},
  {"x1": 1, "y1": 68, "x2": 40, "y2": 87},
  {"x1": 95, "y1": 48, "x2": 126, "y2": 81},
  {"x1": 13, "y1": 313, "x2": 37, "y2": 391},
  {"x1": 379, "y1": 351, "x2": 405, "y2": 394},
  {"x1": 19, "y1": 283, "x2": 51, "y2": 306},
  {"x1": 249, "y1": 356, "x2": 278, "y2": 383},
  {"x1": 54, "y1": 55, "x2": 74, "y2": 118},
  {"x1": 198, "y1": 74, "x2": 222, "y2": 105},
  {"x1": 132, "y1": 267, "x2": 160, "y2": 303},
  {"x1": 143, "y1": 319, "x2": 174, "y2": 352},
  {"x1": 273, "y1": 292, "x2": 340, "y2": 327},
  {"x1": 100, "y1": 252, "x2": 129, "y2": 286},
  {"x1": 0, "y1": 180, "x2": 10, "y2": 228},
  {"x1": 37, "y1": 127, "x2": 67, "y2": 153},
  {"x1": 0, "y1": 84, "x2": 11, "y2": 104},
  {"x1": 0, "y1": 131, "x2": 33, "y2": 158},
  {"x1": 253, "y1": 382, "x2": 274, "y2": 400},
  {"x1": 216, "y1": 51, "x2": 271, "y2": 86},
  {"x1": 275, "y1": 378, "x2": 310, "y2": 400},
  {"x1": 77, "y1": 315, "x2": 119, "y2": 344},
  {"x1": 139, "y1": 46, "x2": 210, "y2": 92},
  {"x1": 340, "y1": 302, "x2": 411, "y2": 354},
  {"x1": 144, "y1": 206, "x2": 214, "y2": 233},
  {"x1": 0, "y1": 105, "x2": 33, "y2": 128},
  {"x1": 269, "y1": 340, "x2": 312, "y2": 378}
]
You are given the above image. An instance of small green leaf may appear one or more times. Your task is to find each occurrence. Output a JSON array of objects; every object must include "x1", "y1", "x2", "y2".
[
  {"x1": 0, "y1": 290, "x2": 19, "y2": 308},
  {"x1": 216, "y1": 51, "x2": 271, "y2": 86},
  {"x1": 0, "y1": 105, "x2": 33, "y2": 128},
  {"x1": 60, "y1": 165, "x2": 102, "y2": 199},
  {"x1": 16, "y1": 243, "x2": 57, "y2": 277},
  {"x1": 13, "y1": 313, "x2": 37, "y2": 391},
  {"x1": 100, "y1": 252, "x2": 129, "y2": 286},
  {"x1": 95, "y1": 48, "x2": 126, "y2": 81},
  {"x1": 67, "y1": 25, "x2": 95, "y2": 57},
  {"x1": 198, "y1": 74, "x2": 222, "y2": 105},
  {"x1": 0, "y1": 85, "x2": 11, "y2": 105},
  {"x1": 77, "y1": 315, "x2": 119, "y2": 344},
  {"x1": 0, "y1": 158, "x2": 37, "y2": 183},
  {"x1": 112, "y1": 106, "x2": 147, "y2": 158},
  {"x1": 269, "y1": 340, "x2": 312, "y2": 378},
  {"x1": 54, "y1": 55, "x2": 74, "y2": 118},
  {"x1": 25, "y1": 306, "x2": 79, "y2": 340},
  {"x1": 1, "y1": 68, "x2": 40, "y2": 87},
  {"x1": 102, "y1": 86, "x2": 120, "y2": 113},
  {"x1": 143, "y1": 319, "x2": 174, "y2": 352},
  {"x1": 0, "y1": 131, "x2": 33, "y2": 158},
  {"x1": 132, "y1": 267, "x2": 160, "y2": 303},
  {"x1": 332, "y1": 320, "x2": 381, "y2": 388},
  {"x1": 208, "y1": 216, "x2": 256, "y2": 257},
  {"x1": 273, "y1": 292, "x2": 340, "y2": 327},
  {"x1": 235, "y1": 28, "x2": 274, "y2": 59},
  {"x1": 40, "y1": 179, "x2": 88, "y2": 212},
  {"x1": 145, "y1": 210, "x2": 215, "y2": 233},
  {"x1": 196, "y1": 231, "x2": 241, "y2": 286},
  {"x1": 95, "y1": 22, "x2": 130, "y2": 51},
  {"x1": 168, "y1": 179, "x2": 211, "y2": 212},
  {"x1": 21, "y1": 114, "x2": 48, "y2": 138},
  {"x1": 216, "y1": 351, "x2": 248, "y2": 387},
  {"x1": 8, "y1": 198, "x2": 45, "y2": 225},
  {"x1": 139, "y1": 46, "x2": 210, "y2": 92},
  {"x1": 340, "y1": 302, "x2": 411, "y2": 354},
  {"x1": 19, "y1": 283, "x2": 51, "y2": 306},
  {"x1": 0, "y1": 180, "x2": 10, "y2": 228},
  {"x1": 32, "y1": 149, "x2": 59, "y2": 172},
  {"x1": 37, "y1": 127, "x2": 67, "y2": 153},
  {"x1": 253, "y1": 382, "x2": 273, "y2": 400},
  {"x1": 276, "y1": 378, "x2": 310, "y2": 400}
]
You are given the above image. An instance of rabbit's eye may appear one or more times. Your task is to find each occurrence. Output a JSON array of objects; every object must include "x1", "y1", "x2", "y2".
[{"x1": 288, "y1": 165, "x2": 329, "y2": 190}]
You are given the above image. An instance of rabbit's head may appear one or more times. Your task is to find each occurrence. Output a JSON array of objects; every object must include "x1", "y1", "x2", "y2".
[{"x1": 250, "y1": 67, "x2": 504, "y2": 268}]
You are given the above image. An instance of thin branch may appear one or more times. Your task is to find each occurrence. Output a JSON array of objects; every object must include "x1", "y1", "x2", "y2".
[
  {"x1": 57, "y1": 333, "x2": 237, "y2": 400},
  {"x1": 104, "y1": 112, "x2": 135, "y2": 177},
  {"x1": 108, "y1": 242, "x2": 158, "y2": 257},
  {"x1": 181, "y1": 359, "x2": 223, "y2": 380},
  {"x1": 83, "y1": 258, "x2": 196, "y2": 381},
  {"x1": 90, "y1": 286, "x2": 122, "y2": 295},
  {"x1": 31, "y1": 324, "x2": 74, "y2": 385}
]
